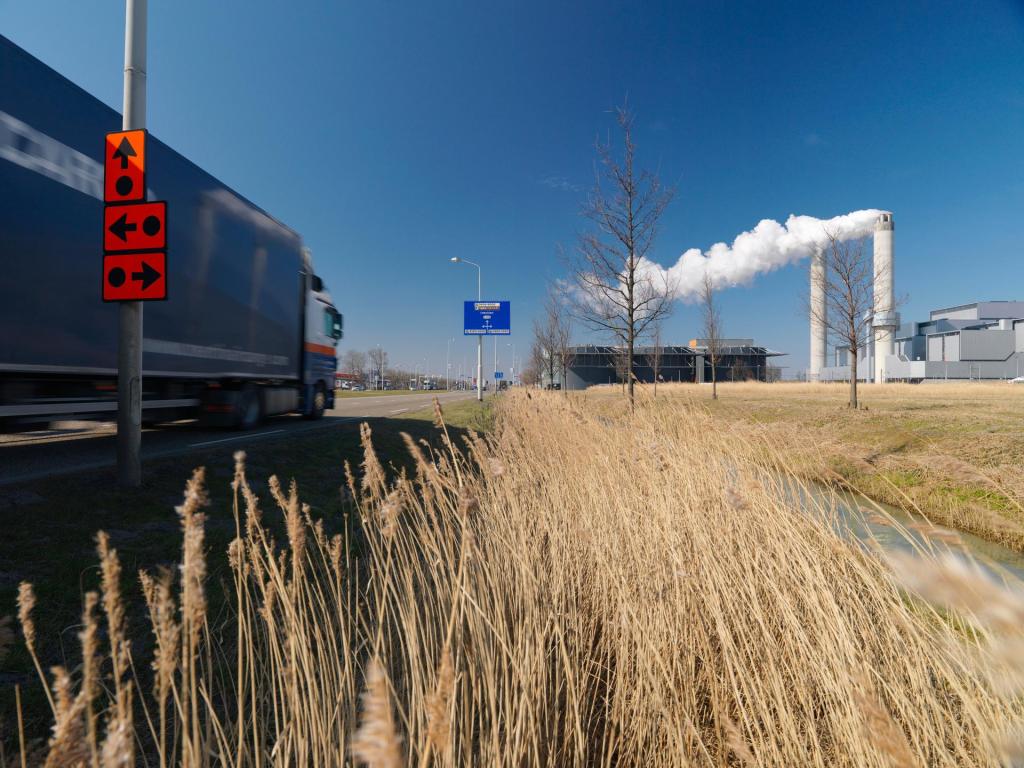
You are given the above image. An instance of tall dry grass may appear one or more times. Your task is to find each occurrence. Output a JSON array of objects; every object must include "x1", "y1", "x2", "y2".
[
  {"x1": 647, "y1": 380, "x2": 1024, "y2": 551},
  {"x1": 9, "y1": 390, "x2": 1024, "y2": 765}
]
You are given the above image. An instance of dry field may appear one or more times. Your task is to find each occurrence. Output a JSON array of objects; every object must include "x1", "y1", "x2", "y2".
[
  {"x1": 7, "y1": 390, "x2": 1024, "y2": 766},
  {"x1": 625, "y1": 381, "x2": 1024, "y2": 552}
]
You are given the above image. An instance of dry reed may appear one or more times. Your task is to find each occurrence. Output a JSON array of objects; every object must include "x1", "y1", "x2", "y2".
[{"x1": 7, "y1": 390, "x2": 1022, "y2": 766}]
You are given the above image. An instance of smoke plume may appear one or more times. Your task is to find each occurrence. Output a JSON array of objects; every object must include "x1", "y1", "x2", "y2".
[{"x1": 644, "y1": 209, "x2": 884, "y2": 301}]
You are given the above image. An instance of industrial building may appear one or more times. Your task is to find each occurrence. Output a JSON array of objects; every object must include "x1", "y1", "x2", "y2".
[
  {"x1": 822, "y1": 301, "x2": 1024, "y2": 382},
  {"x1": 554, "y1": 341, "x2": 784, "y2": 390},
  {"x1": 809, "y1": 209, "x2": 1024, "y2": 382}
]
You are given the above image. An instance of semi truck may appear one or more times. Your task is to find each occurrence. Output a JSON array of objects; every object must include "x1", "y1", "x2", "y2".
[{"x1": 0, "y1": 35, "x2": 342, "y2": 429}]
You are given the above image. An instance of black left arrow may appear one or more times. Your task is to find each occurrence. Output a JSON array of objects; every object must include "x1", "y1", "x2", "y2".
[
  {"x1": 112, "y1": 136, "x2": 136, "y2": 169},
  {"x1": 132, "y1": 261, "x2": 161, "y2": 290},
  {"x1": 108, "y1": 213, "x2": 137, "y2": 241}
]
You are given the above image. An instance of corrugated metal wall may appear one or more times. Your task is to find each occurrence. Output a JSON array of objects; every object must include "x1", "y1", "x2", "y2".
[
  {"x1": 931, "y1": 307, "x2": 978, "y2": 321},
  {"x1": 945, "y1": 334, "x2": 960, "y2": 361},
  {"x1": 960, "y1": 329, "x2": 1015, "y2": 361}
]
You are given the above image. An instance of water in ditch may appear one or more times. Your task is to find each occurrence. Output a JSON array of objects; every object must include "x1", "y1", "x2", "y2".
[{"x1": 783, "y1": 475, "x2": 1024, "y2": 583}]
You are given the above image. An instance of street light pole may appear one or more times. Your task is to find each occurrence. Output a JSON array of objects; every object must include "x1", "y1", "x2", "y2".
[
  {"x1": 450, "y1": 257, "x2": 483, "y2": 402},
  {"x1": 117, "y1": 0, "x2": 146, "y2": 487},
  {"x1": 446, "y1": 337, "x2": 454, "y2": 390}
]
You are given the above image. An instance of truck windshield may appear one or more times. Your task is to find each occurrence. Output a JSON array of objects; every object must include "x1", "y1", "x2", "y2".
[{"x1": 324, "y1": 308, "x2": 343, "y2": 340}]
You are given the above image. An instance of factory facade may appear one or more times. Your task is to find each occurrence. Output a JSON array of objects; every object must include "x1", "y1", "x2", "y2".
[
  {"x1": 810, "y1": 211, "x2": 1024, "y2": 383},
  {"x1": 823, "y1": 301, "x2": 1024, "y2": 382},
  {"x1": 554, "y1": 340, "x2": 784, "y2": 390}
]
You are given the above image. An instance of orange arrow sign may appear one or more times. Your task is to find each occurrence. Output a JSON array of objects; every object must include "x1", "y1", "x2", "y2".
[
  {"x1": 104, "y1": 129, "x2": 146, "y2": 203},
  {"x1": 103, "y1": 252, "x2": 167, "y2": 302},
  {"x1": 104, "y1": 201, "x2": 166, "y2": 252}
]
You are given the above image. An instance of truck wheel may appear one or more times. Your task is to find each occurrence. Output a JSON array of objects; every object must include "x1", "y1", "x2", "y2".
[
  {"x1": 237, "y1": 387, "x2": 263, "y2": 430},
  {"x1": 307, "y1": 383, "x2": 326, "y2": 420}
]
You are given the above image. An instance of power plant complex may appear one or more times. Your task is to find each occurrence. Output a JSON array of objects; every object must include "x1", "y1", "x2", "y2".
[
  {"x1": 812, "y1": 213, "x2": 1024, "y2": 382},
  {"x1": 545, "y1": 211, "x2": 1021, "y2": 390}
]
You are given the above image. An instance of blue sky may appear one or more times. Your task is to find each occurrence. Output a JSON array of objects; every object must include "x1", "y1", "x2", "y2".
[{"x1": 3, "y1": 0, "x2": 1023, "y2": 376}]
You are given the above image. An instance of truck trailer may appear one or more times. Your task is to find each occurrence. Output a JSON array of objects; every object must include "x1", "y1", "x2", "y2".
[{"x1": 1, "y1": 35, "x2": 342, "y2": 429}]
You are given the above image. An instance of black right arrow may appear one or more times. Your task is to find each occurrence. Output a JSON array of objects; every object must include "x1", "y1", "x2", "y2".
[
  {"x1": 112, "y1": 136, "x2": 136, "y2": 169},
  {"x1": 108, "y1": 213, "x2": 137, "y2": 242},
  {"x1": 132, "y1": 261, "x2": 161, "y2": 290}
]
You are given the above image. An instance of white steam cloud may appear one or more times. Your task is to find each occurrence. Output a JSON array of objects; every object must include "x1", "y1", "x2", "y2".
[{"x1": 642, "y1": 209, "x2": 885, "y2": 301}]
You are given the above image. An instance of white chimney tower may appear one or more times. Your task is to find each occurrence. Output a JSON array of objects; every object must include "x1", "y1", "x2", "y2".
[
  {"x1": 872, "y1": 213, "x2": 897, "y2": 384},
  {"x1": 809, "y1": 246, "x2": 826, "y2": 381}
]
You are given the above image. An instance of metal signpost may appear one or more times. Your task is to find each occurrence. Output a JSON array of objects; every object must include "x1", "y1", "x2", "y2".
[
  {"x1": 464, "y1": 300, "x2": 510, "y2": 397},
  {"x1": 108, "y1": 0, "x2": 168, "y2": 486}
]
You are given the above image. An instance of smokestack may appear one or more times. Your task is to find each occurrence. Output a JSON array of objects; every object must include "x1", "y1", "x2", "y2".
[
  {"x1": 872, "y1": 213, "x2": 897, "y2": 384},
  {"x1": 809, "y1": 246, "x2": 826, "y2": 381}
]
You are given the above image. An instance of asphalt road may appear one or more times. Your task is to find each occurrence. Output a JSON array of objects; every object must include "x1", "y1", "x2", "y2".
[{"x1": 0, "y1": 390, "x2": 478, "y2": 486}]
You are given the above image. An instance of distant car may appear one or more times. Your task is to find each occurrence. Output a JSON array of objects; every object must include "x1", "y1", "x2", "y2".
[
  {"x1": 1010, "y1": 376, "x2": 1024, "y2": 384},
  {"x1": 350, "y1": 384, "x2": 365, "y2": 391}
]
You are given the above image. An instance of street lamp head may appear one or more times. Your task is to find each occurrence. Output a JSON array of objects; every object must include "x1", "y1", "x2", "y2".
[{"x1": 449, "y1": 257, "x2": 461, "y2": 263}]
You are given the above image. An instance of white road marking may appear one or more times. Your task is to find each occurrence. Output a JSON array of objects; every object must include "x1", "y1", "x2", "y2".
[
  {"x1": 190, "y1": 429, "x2": 285, "y2": 448},
  {"x1": 390, "y1": 408, "x2": 408, "y2": 414}
]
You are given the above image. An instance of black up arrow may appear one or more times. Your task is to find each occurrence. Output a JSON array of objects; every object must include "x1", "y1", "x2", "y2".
[
  {"x1": 132, "y1": 261, "x2": 160, "y2": 290},
  {"x1": 108, "y1": 212, "x2": 137, "y2": 241},
  {"x1": 112, "y1": 136, "x2": 136, "y2": 169}
]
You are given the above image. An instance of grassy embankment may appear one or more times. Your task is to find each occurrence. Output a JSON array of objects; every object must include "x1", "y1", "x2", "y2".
[
  {"x1": 4, "y1": 389, "x2": 1023, "y2": 765},
  {"x1": 659, "y1": 381, "x2": 1024, "y2": 552}
]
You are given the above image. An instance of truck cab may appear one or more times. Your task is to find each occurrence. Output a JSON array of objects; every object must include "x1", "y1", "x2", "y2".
[{"x1": 304, "y1": 270, "x2": 343, "y2": 418}]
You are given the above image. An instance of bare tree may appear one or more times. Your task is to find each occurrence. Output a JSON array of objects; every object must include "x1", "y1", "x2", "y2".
[
  {"x1": 533, "y1": 285, "x2": 575, "y2": 391},
  {"x1": 341, "y1": 349, "x2": 367, "y2": 381},
  {"x1": 569, "y1": 107, "x2": 676, "y2": 408},
  {"x1": 807, "y1": 233, "x2": 877, "y2": 409},
  {"x1": 612, "y1": 347, "x2": 629, "y2": 392},
  {"x1": 532, "y1": 319, "x2": 557, "y2": 389},
  {"x1": 557, "y1": 342, "x2": 575, "y2": 393},
  {"x1": 700, "y1": 272, "x2": 722, "y2": 400},
  {"x1": 648, "y1": 324, "x2": 664, "y2": 397},
  {"x1": 549, "y1": 293, "x2": 574, "y2": 395},
  {"x1": 368, "y1": 347, "x2": 388, "y2": 390},
  {"x1": 521, "y1": 345, "x2": 542, "y2": 387},
  {"x1": 526, "y1": 339, "x2": 547, "y2": 389}
]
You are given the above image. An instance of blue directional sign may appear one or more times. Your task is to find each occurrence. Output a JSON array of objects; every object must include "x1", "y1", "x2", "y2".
[
  {"x1": 464, "y1": 300, "x2": 511, "y2": 335},
  {"x1": 494, "y1": 371, "x2": 504, "y2": 379}
]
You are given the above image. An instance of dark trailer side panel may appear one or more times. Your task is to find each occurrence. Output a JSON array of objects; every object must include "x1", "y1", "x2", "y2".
[{"x1": 0, "y1": 34, "x2": 303, "y2": 381}]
